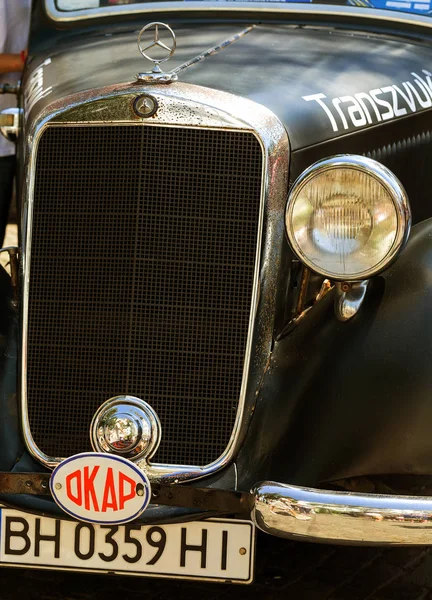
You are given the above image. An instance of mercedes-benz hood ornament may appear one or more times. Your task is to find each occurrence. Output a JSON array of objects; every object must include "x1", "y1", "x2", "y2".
[
  {"x1": 135, "y1": 22, "x2": 256, "y2": 85},
  {"x1": 136, "y1": 22, "x2": 178, "y2": 83}
]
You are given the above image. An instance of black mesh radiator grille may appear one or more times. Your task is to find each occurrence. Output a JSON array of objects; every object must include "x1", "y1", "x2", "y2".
[{"x1": 26, "y1": 124, "x2": 263, "y2": 465}]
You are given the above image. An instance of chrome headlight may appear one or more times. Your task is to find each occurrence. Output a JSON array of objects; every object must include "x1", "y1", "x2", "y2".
[{"x1": 285, "y1": 155, "x2": 411, "y2": 281}]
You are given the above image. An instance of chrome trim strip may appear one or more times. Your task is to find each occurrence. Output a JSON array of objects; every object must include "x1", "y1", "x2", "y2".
[
  {"x1": 253, "y1": 481, "x2": 432, "y2": 545},
  {"x1": 45, "y1": 0, "x2": 432, "y2": 31},
  {"x1": 21, "y1": 82, "x2": 289, "y2": 483},
  {"x1": 171, "y1": 25, "x2": 256, "y2": 78}
]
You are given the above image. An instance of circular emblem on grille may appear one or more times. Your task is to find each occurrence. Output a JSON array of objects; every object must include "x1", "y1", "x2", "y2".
[
  {"x1": 133, "y1": 94, "x2": 158, "y2": 118},
  {"x1": 137, "y1": 22, "x2": 176, "y2": 66},
  {"x1": 90, "y1": 396, "x2": 161, "y2": 462}
]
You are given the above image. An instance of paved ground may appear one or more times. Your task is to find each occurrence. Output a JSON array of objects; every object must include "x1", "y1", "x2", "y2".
[{"x1": 1, "y1": 533, "x2": 432, "y2": 599}]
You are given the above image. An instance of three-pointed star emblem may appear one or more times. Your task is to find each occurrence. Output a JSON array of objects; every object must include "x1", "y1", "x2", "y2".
[{"x1": 137, "y1": 22, "x2": 176, "y2": 65}]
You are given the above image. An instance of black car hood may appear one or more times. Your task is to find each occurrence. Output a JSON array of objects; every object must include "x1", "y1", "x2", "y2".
[{"x1": 25, "y1": 22, "x2": 432, "y2": 150}]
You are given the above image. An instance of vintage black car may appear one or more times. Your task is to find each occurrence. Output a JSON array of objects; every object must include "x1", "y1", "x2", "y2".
[{"x1": 0, "y1": 0, "x2": 432, "y2": 583}]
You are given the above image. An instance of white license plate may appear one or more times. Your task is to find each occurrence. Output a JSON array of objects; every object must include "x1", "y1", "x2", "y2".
[{"x1": 0, "y1": 508, "x2": 255, "y2": 583}]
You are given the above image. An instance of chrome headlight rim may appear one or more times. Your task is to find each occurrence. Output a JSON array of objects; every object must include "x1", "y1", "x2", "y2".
[{"x1": 285, "y1": 154, "x2": 412, "y2": 282}]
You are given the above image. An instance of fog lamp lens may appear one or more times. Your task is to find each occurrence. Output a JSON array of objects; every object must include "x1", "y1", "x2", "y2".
[{"x1": 285, "y1": 156, "x2": 411, "y2": 280}]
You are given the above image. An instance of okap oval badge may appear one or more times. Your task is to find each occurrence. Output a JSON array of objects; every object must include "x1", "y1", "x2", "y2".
[{"x1": 50, "y1": 452, "x2": 151, "y2": 524}]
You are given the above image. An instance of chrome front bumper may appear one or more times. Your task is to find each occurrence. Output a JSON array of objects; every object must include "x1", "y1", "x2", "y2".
[
  {"x1": 3, "y1": 471, "x2": 432, "y2": 543},
  {"x1": 252, "y1": 482, "x2": 432, "y2": 545}
]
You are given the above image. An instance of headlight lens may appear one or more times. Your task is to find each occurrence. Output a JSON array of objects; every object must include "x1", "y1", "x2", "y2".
[{"x1": 285, "y1": 155, "x2": 411, "y2": 280}]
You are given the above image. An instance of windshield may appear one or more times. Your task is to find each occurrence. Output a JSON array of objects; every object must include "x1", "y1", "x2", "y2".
[{"x1": 53, "y1": 0, "x2": 432, "y2": 17}]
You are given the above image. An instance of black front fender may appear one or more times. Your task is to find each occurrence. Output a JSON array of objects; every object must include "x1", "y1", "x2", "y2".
[{"x1": 237, "y1": 218, "x2": 432, "y2": 489}]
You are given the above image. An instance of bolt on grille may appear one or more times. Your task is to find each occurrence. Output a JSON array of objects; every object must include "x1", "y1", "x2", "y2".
[{"x1": 26, "y1": 124, "x2": 263, "y2": 466}]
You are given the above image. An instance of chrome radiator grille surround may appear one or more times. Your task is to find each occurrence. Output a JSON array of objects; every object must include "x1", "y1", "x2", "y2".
[{"x1": 26, "y1": 123, "x2": 263, "y2": 467}]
